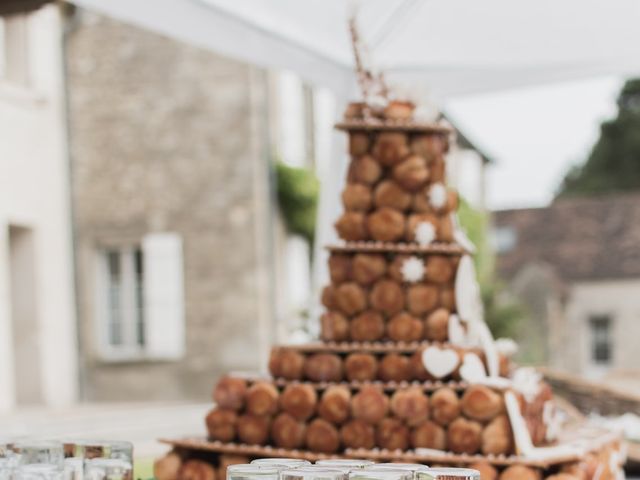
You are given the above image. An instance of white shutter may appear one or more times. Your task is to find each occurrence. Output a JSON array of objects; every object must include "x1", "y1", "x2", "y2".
[{"x1": 143, "y1": 233, "x2": 185, "y2": 359}]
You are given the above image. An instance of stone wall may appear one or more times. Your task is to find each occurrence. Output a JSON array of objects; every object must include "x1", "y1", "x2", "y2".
[{"x1": 66, "y1": 9, "x2": 275, "y2": 401}]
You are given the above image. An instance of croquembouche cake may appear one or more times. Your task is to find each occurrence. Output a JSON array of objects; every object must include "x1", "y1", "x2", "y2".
[{"x1": 156, "y1": 20, "x2": 625, "y2": 480}]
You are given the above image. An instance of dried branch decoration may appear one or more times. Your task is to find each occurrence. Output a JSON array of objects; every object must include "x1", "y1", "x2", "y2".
[{"x1": 349, "y1": 15, "x2": 389, "y2": 108}]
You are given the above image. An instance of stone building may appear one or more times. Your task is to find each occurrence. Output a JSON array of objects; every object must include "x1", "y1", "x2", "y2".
[
  {"x1": 65, "y1": 8, "x2": 279, "y2": 401},
  {"x1": 494, "y1": 193, "x2": 640, "y2": 382}
]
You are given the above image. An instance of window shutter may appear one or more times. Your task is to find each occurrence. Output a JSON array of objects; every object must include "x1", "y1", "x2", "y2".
[{"x1": 142, "y1": 233, "x2": 185, "y2": 359}]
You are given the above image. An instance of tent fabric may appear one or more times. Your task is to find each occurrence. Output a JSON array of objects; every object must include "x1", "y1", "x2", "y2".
[{"x1": 72, "y1": 0, "x2": 640, "y2": 98}]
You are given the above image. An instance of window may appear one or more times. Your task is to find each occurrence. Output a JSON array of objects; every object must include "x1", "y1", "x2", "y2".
[
  {"x1": 0, "y1": 13, "x2": 29, "y2": 85},
  {"x1": 493, "y1": 226, "x2": 517, "y2": 253},
  {"x1": 99, "y1": 247, "x2": 146, "y2": 355},
  {"x1": 96, "y1": 233, "x2": 185, "y2": 361},
  {"x1": 590, "y1": 315, "x2": 612, "y2": 365}
]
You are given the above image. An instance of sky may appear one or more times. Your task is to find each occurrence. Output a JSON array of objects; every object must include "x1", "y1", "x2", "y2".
[{"x1": 444, "y1": 76, "x2": 624, "y2": 211}]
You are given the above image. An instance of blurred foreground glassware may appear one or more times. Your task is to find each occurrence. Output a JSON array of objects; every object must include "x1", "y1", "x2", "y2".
[
  {"x1": 70, "y1": 441, "x2": 132, "y2": 463},
  {"x1": 282, "y1": 467, "x2": 348, "y2": 480},
  {"x1": 85, "y1": 459, "x2": 131, "y2": 480},
  {"x1": 63, "y1": 457, "x2": 83, "y2": 480},
  {"x1": 315, "y1": 460, "x2": 374, "y2": 469},
  {"x1": 421, "y1": 469, "x2": 480, "y2": 480},
  {"x1": 351, "y1": 468, "x2": 413, "y2": 480},
  {"x1": 14, "y1": 464, "x2": 63, "y2": 480},
  {"x1": 250, "y1": 459, "x2": 310, "y2": 468},
  {"x1": 12, "y1": 442, "x2": 64, "y2": 469},
  {"x1": 367, "y1": 464, "x2": 429, "y2": 480},
  {"x1": 226, "y1": 464, "x2": 280, "y2": 480}
]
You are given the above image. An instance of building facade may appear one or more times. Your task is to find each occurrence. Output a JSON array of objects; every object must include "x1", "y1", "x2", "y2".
[
  {"x1": 65, "y1": 8, "x2": 278, "y2": 401},
  {"x1": 494, "y1": 193, "x2": 640, "y2": 380},
  {"x1": 0, "y1": 4, "x2": 78, "y2": 411}
]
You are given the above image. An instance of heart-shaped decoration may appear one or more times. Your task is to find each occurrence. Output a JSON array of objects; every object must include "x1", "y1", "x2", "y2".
[
  {"x1": 447, "y1": 314, "x2": 467, "y2": 346},
  {"x1": 422, "y1": 346, "x2": 460, "y2": 379},
  {"x1": 459, "y1": 353, "x2": 487, "y2": 383}
]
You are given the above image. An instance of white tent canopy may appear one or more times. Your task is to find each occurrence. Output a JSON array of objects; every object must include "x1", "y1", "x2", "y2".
[{"x1": 73, "y1": 0, "x2": 640, "y2": 99}]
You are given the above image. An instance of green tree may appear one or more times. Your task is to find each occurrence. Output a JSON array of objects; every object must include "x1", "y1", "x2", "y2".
[
  {"x1": 274, "y1": 162, "x2": 320, "y2": 244},
  {"x1": 559, "y1": 78, "x2": 640, "y2": 196}
]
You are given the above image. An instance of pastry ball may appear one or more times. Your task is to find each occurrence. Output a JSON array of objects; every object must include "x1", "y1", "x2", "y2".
[
  {"x1": 387, "y1": 312, "x2": 424, "y2": 342},
  {"x1": 217, "y1": 456, "x2": 250, "y2": 480},
  {"x1": 320, "y1": 311, "x2": 350, "y2": 342},
  {"x1": 425, "y1": 308, "x2": 450, "y2": 342},
  {"x1": 430, "y1": 387, "x2": 461, "y2": 426},
  {"x1": 279, "y1": 383, "x2": 318, "y2": 421},
  {"x1": 335, "y1": 282, "x2": 368, "y2": 316},
  {"x1": 379, "y1": 353, "x2": 412, "y2": 382},
  {"x1": 446, "y1": 190, "x2": 459, "y2": 213},
  {"x1": 545, "y1": 475, "x2": 580, "y2": 480},
  {"x1": 178, "y1": 460, "x2": 216, "y2": 480},
  {"x1": 342, "y1": 183, "x2": 373, "y2": 212},
  {"x1": 410, "y1": 134, "x2": 445, "y2": 161},
  {"x1": 351, "y1": 385, "x2": 389, "y2": 424},
  {"x1": 271, "y1": 412, "x2": 306, "y2": 449},
  {"x1": 367, "y1": 208, "x2": 406, "y2": 242},
  {"x1": 305, "y1": 418, "x2": 340, "y2": 453},
  {"x1": 430, "y1": 158, "x2": 446, "y2": 183},
  {"x1": 212, "y1": 376, "x2": 247, "y2": 411},
  {"x1": 461, "y1": 385, "x2": 504, "y2": 422},
  {"x1": 350, "y1": 310, "x2": 385, "y2": 341},
  {"x1": 407, "y1": 284, "x2": 439, "y2": 316},
  {"x1": 318, "y1": 385, "x2": 351, "y2": 425},
  {"x1": 438, "y1": 214, "x2": 454, "y2": 242},
  {"x1": 345, "y1": 353, "x2": 378, "y2": 381},
  {"x1": 384, "y1": 100, "x2": 415, "y2": 120},
  {"x1": 499, "y1": 466, "x2": 541, "y2": 480},
  {"x1": 154, "y1": 452, "x2": 182, "y2": 480},
  {"x1": 406, "y1": 213, "x2": 438, "y2": 243},
  {"x1": 388, "y1": 255, "x2": 410, "y2": 282},
  {"x1": 372, "y1": 132, "x2": 410, "y2": 167},
  {"x1": 559, "y1": 463, "x2": 589, "y2": 480},
  {"x1": 304, "y1": 353, "x2": 344, "y2": 382},
  {"x1": 245, "y1": 381, "x2": 279, "y2": 416},
  {"x1": 410, "y1": 420, "x2": 446, "y2": 450},
  {"x1": 376, "y1": 417, "x2": 410, "y2": 450},
  {"x1": 268, "y1": 348, "x2": 305, "y2": 380},
  {"x1": 349, "y1": 132, "x2": 370, "y2": 156},
  {"x1": 328, "y1": 254, "x2": 351, "y2": 284},
  {"x1": 412, "y1": 189, "x2": 434, "y2": 214},
  {"x1": 237, "y1": 414, "x2": 270, "y2": 445},
  {"x1": 482, "y1": 414, "x2": 513, "y2": 455},
  {"x1": 349, "y1": 155, "x2": 382, "y2": 185},
  {"x1": 370, "y1": 279, "x2": 405, "y2": 316},
  {"x1": 352, "y1": 253, "x2": 387, "y2": 286},
  {"x1": 392, "y1": 155, "x2": 430, "y2": 191},
  {"x1": 335, "y1": 212, "x2": 367, "y2": 241},
  {"x1": 341, "y1": 419, "x2": 376, "y2": 449},
  {"x1": 468, "y1": 462, "x2": 498, "y2": 480},
  {"x1": 344, "y1": 102, "x2": 366, "y2": 119},
  {"x1": 408, "y1": 351, "x2": 429, "y2": 382},
  {"x1": 425, "y1": 256, "x2": 455, "y2": 284},
  {"x1": 205, "y1": 408, "x2": 237, "y2": 442},
  {"x1": 374, "y1": 180, "x2": 412, "y2": 211},
  {"x1": 447, "y1": 417, "x2": 482, "y2": 454},
  {"x1": 390, "y1": 387, "x2": 430, "y2": 426},
  {"x1": 321, "y1": 285, "x2": 338, "y2": 310},
  {"x1": 440, "y1": 287, "x2": 455, "y2": 311}
]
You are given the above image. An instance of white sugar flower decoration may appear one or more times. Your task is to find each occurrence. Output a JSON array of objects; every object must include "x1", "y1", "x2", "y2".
[
  {"x1": 414, "y1": 221, "x2": 436, "y2": 246},
  {"x1": 429, "y1": 183, "x2": 447, "y2": 209},
  {"x1": 401, "y1": 256, "x2": 424, "y2": 283},
  {"x1": 495, "y1": 338, "x2": 519, "y2": 357},
  {"x1": 512, "y1": 367, "x2": 542, "y2": 402}
]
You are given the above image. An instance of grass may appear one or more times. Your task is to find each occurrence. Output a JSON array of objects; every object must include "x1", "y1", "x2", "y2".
[{"x1": 134, "y1": 457, "x2": 155, "y2": 480}]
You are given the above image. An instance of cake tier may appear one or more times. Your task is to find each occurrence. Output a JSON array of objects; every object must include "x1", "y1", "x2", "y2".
[
  {"x1": 160, "y1": 422, "x2": 622, "y2": 474},
  {"x1": 268, "y1": 342, "x2": 510, "y2": 384},
  {"x1": 322, "y1": 246, "x2": 465, "y2": 343},
  {"x1": 207, "y1": 375, "x2": 551, "y2": 457},
  {"x1": 335, "y1": 119, "x2": 453, "y2": 133},
  {"x1": 334, "y1": 119, "x2": 457, "y2": 245}
]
